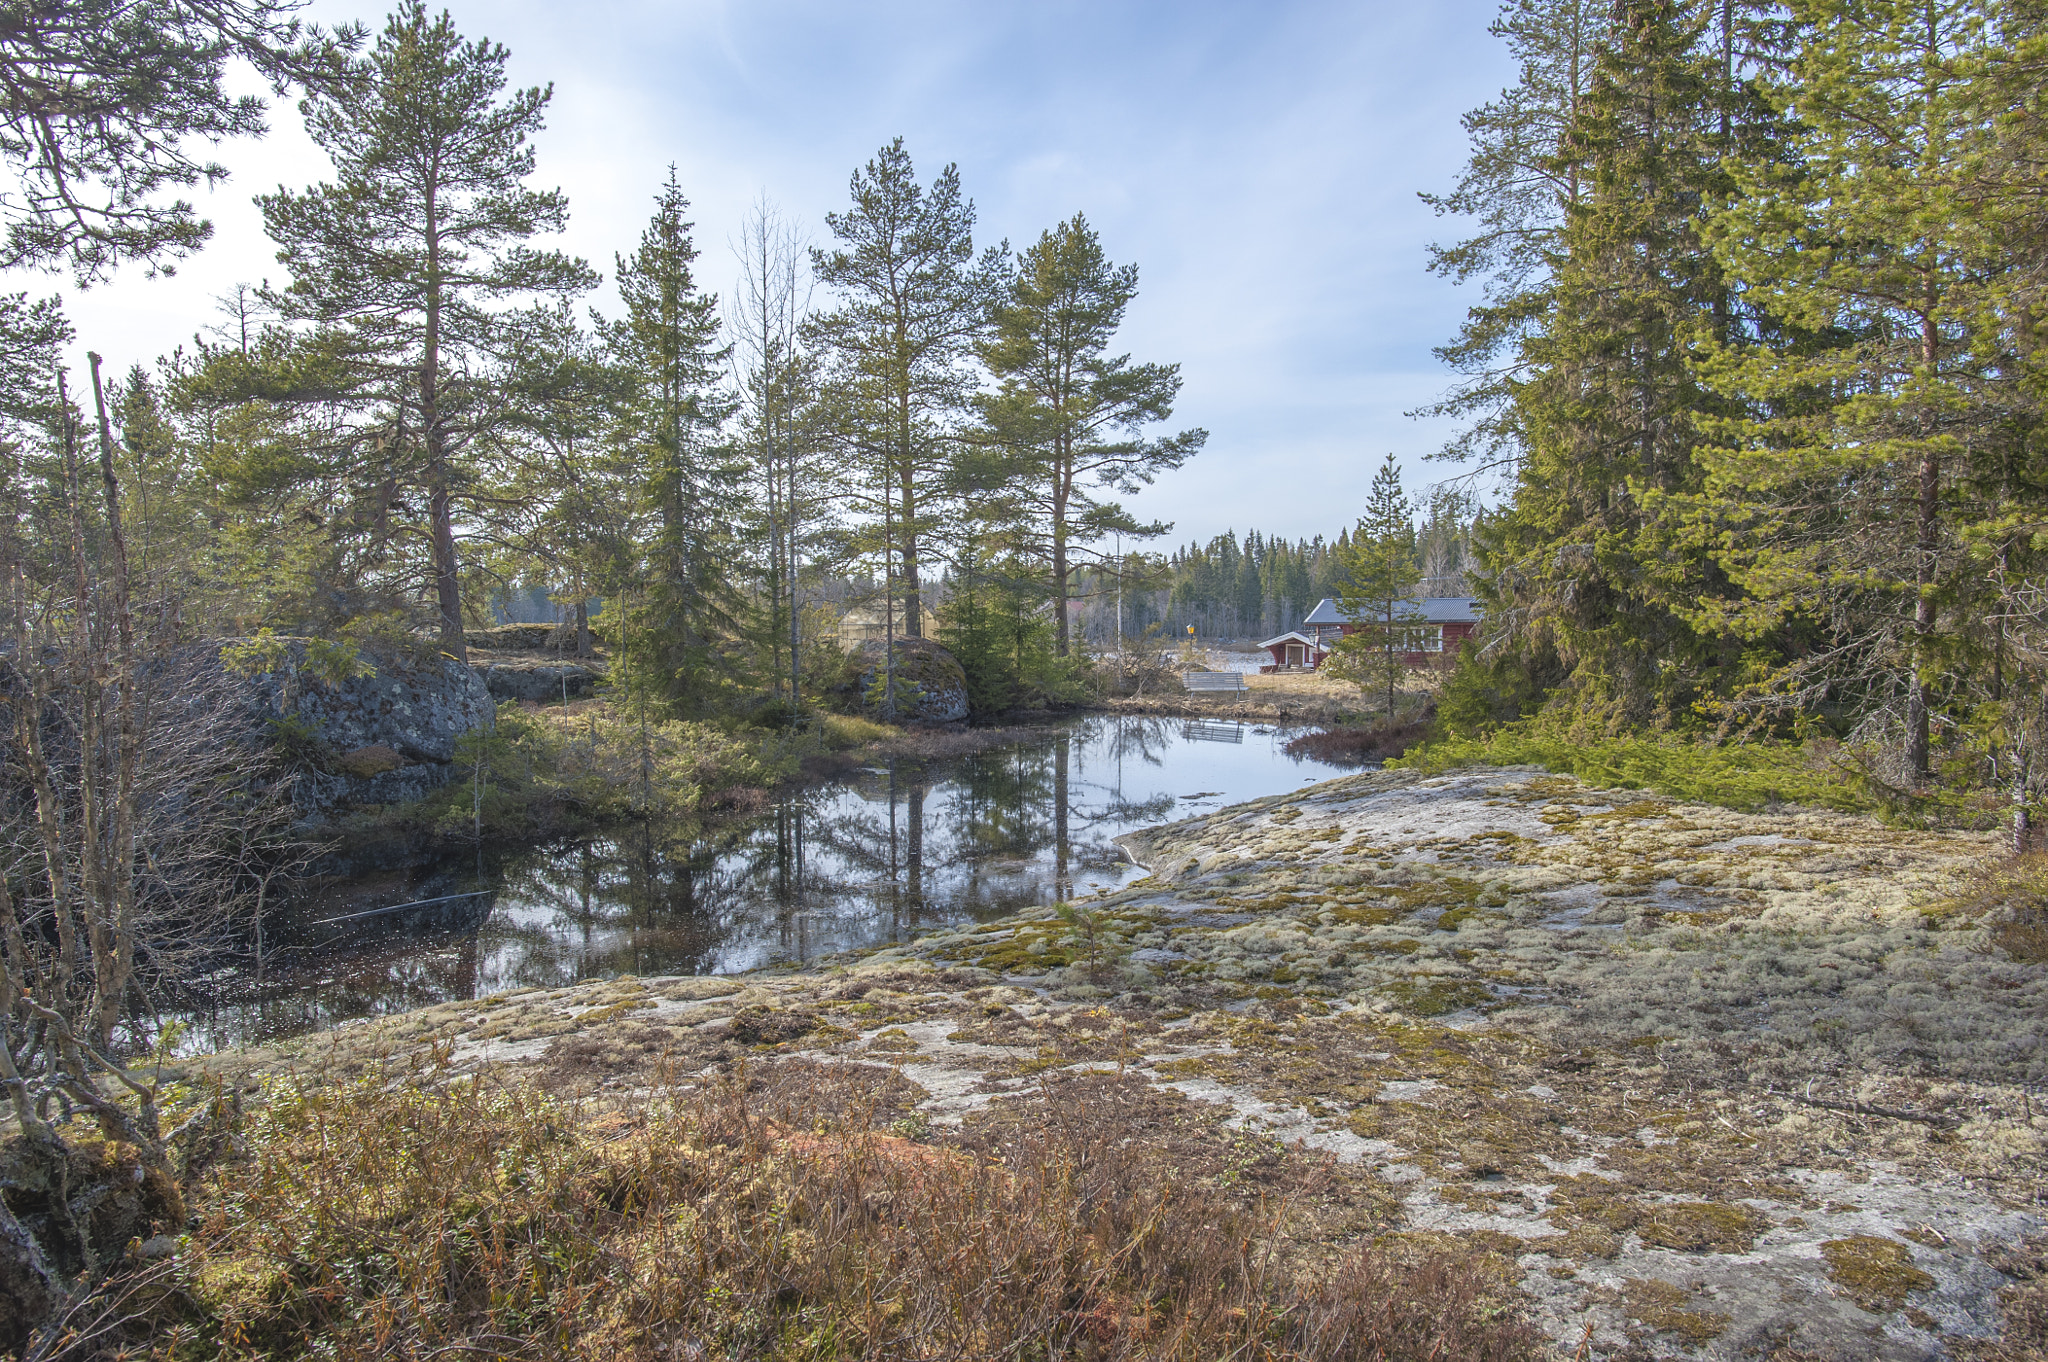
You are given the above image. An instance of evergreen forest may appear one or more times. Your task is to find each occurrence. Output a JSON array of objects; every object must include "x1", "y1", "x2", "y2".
[{"x1": 1409, "y1": 0, "x2": 2048, "y2": 842}]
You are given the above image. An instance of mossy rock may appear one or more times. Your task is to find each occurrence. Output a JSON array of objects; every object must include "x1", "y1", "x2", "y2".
[
  {"x1": 1634, "y1": 1201, "x2": 1769, "y2": 1254},
  {"x1": 853, "y1": 639, "x2": 969, "y2": 723},
  {"x1": 1821, "y1": 1235, "x2": 1935, "y2": 1312},
  {"x1": 0, "y1": 1134, "x2": 183, "y2": 1292},
  {"x1": 726, "y1": 1006, "x2": 820, "y2": 1048}
]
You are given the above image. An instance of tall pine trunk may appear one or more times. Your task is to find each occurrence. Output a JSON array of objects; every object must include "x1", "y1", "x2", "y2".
[
  {"x1": 423, "y1": 212, "x2": 466, "y2": 662},
  {"x1": 898, "y1": 389, "x2": 922, "y2": 638},
  {"x1": 1052, "y1": 510, "x2": 1070, "y2": 658}
]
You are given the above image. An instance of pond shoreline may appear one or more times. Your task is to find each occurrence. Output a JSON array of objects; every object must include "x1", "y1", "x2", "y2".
[
  {"x1": 195, "y1": 764, "x2": 2043, "y2": 1360},
  {"x1": 306, "y1": 712, "x2": 1090, "y2": 878},
  {"x1": 307, "y1": 699, "x2": 1369, "y2": 879}
]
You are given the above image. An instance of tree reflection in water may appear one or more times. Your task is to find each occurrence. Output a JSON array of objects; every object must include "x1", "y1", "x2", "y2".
[{"x1": 175, "y1": 715, "x2": 1335, "y2": 1051}]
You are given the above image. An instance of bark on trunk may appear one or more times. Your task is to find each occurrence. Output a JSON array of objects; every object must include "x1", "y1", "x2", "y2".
[
  {"x1": 424, "y1": 198, "x2": 465, "y2": 663},
  {"x1": 1909, "y1": 309, "x2": 1939, "y2": 778},
  {"x1": 85, "y1": 356, "x2": 140, "y2": 1051}
]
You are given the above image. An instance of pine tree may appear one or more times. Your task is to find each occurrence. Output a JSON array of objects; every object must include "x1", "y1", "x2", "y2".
[
  {"x1": 976, "y1": 214, "x2": 1205, "y2": 655},
  {"x1": 257, "y1": 1, "x2": 594, "y2": 660},
  {"x1": 0, "y1": 0, "x2": 357, "y2": 283},
  {"x1": 1331, "y1": 456, "x2": 1423, "y2": 715},
  {"x1": 811, "y1": 140, "x2": 1002, "y2": 651}
]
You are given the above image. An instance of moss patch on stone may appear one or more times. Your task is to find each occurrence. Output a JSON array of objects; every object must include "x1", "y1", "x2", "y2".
[
  {"x1": 1622, "y1": 1277, "x2": 1731, "y2": 1344},
  {"x1": 1821, "y1": 1234, "x2": 1936, "y2": 1313}
]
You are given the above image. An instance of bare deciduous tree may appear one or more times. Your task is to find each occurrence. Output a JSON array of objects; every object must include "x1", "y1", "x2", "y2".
[{"x1": 0, "y1": 355, "x2": 299, "y2": 1344}]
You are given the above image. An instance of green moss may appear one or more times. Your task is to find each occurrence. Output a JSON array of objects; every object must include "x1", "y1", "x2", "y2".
[
  {"x1": 1380, "y1": 977, "x2": 1494, "y2": 1017},
  {"x1": 1622, "y1": 1278, "x2": 1731, "y2": 1344},
  {"x1": 1392, "y1": 724, "x2": 1871, "y2": 814},
  {"x1": 572, "y1": 997, "x2": 654, "y2": 1028},
  {"x1": 1820, "y1": 1236, "x2": 1935, "y2": 1313},
  {"x1": 866, "y1": 1027, "x2": 918, "y2": 1053},
  {"x1": 1633, "y1": 1201, "x2": 1768, "y2": 1253}
]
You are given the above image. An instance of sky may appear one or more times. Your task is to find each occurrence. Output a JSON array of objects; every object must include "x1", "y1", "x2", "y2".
[{"x1": 48, "y1": 0, "x2": 1515, "y2": 549}]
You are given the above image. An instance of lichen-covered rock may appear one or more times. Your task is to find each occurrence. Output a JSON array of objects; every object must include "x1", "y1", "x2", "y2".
[
  {"x1": 195, "y1": 767, "x2": 2046, "y2": 1360},
  {"x1": 210, "y1": 637, "x2": 495, "y2": 815},
  {"x1": 854, "y1": 638, "x2": 969, "y2": 723},
  {"x1": 472, "y1": 657, "x2": 600, "y2": 703}
]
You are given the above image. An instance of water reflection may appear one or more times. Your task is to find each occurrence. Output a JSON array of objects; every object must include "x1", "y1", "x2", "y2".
[{"x1": 176, "y1": 714, "x2": 1349, "y2": 1050}]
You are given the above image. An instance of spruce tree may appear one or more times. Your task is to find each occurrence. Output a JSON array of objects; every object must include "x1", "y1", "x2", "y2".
[
  {"x1": 1691, "y1": 0, "x2": 2002, "y2": 773},
  {"x1": 1460, "y1": 0, "x2": 1783, "y2": 723},
  {"x1": 257, "y1": 1, "x2": 594, "y2": 660},
  {"x1": 602, "y1": 168, "x2": 737, "y2": 708},
  {"x1": 1331, "y1": 455, "x2": 1423, "y2": 716},
  {"x1": 1417, "y1": 0, "x2": 1606, "y2": 475}
]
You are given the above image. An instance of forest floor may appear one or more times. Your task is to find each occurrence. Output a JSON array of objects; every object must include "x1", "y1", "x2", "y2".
[{"x1": 184, "y1": 765, "x2": 2048, "y2": 1360}]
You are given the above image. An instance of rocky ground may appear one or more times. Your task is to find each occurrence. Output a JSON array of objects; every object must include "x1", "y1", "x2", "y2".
[{"x1": 201, "y1": 766, "x2": 2047, "y2": 1360}]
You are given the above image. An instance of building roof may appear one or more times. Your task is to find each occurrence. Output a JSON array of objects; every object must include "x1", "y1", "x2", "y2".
[
  {"x1": 1302, "y1": 596, "x2": 1483, "y2": 626},
  {"x1": 1257, "y1": 631, "x2": 1322, "y2": 650}
]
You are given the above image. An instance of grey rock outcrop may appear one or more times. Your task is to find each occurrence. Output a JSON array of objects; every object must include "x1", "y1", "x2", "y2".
[
  {"x1": 211, "y1": 638, "x2": 496, "y2": 815},
  {"x1": 853, "y1": 638, "x2": 969, "y2": 723},
  {"x1": 472, "y1": 657, "x2": 600, "y2": 703}
]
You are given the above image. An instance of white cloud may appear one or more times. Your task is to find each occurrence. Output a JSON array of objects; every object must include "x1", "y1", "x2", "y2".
[{"x1": 35, "y1": 0, "x2": 1513, "y2": 544}]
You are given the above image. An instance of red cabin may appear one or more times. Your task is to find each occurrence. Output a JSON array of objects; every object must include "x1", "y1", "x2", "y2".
[{"x1": 1260, "y1": 597, "x2": 1481, "y2": 672}]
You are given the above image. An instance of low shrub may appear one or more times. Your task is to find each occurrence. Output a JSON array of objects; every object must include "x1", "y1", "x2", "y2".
[
  {"x1": 1284, "y1": 713, "x2": 1434, "y2": 766},
  {"x1": 1392, "y1": 718, "x2": 1870, "y2": 814},
  {"x1": 1943, "y1": 854, "x2": 2048, "y2": 963},
  {"x1": 142, "y1": 1070, "x2": 1538, "y2": 1360},
  {"x1": 383, "y1": 702, "x2": 797, "y2": 842}
]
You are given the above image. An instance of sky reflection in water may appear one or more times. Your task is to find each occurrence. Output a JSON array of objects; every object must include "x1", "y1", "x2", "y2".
[{"x1": 181, "y1": 715, "x2": 1353, "y2": 1050}]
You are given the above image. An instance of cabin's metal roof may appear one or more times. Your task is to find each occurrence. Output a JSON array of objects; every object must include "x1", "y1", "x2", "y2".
[
  {"x1": 1301, "y1": 596, "x2": 1483, "y2": 625},
  {"x1": 1257, "y1": 631, "x2": 1321, "y2": 649}
]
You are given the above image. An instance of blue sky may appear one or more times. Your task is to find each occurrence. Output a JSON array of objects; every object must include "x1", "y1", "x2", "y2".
[{"x1": 55, "y1": 0, "x2": 1514, "y2": 547}]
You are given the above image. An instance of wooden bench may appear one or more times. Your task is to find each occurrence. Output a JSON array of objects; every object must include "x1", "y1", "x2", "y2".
[{"x1": 1182, "y1": 670, "x2": 1248, "y2": 695}]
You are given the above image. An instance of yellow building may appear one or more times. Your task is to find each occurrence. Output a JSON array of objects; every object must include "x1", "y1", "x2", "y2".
[{"x1": 834, "y1": 601, "x2": 943, "y2": 650}]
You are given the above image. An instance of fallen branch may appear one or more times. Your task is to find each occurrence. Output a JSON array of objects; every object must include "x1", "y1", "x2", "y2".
[{"x1": 1779, "y1": 1090, "x2": 1961, "y2": 1129}]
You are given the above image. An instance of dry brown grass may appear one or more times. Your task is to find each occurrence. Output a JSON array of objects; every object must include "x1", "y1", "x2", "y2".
[
  {"x1": 1966, "y1": 854, "x2": 2048, "y2": 964},
  {"x1": 1098, "y1": 668, "x2": 1437, "y2": 725},
  {"x1": 1281, "y1": 716, "x2": 1434, "y2": 766},
  {"x1": 117, "y1": 1065, "x2": 1541, "y2": 1361}
]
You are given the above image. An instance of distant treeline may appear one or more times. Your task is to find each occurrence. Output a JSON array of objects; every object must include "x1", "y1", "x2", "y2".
[{"x1": 1052, "y1": 490, "x2": 1478, "y2": 645}]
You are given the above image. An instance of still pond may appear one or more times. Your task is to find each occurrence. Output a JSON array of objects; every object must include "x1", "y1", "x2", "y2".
[{"x1": 180, "y1": 714, "x2": 1358, "y2": 1051}]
